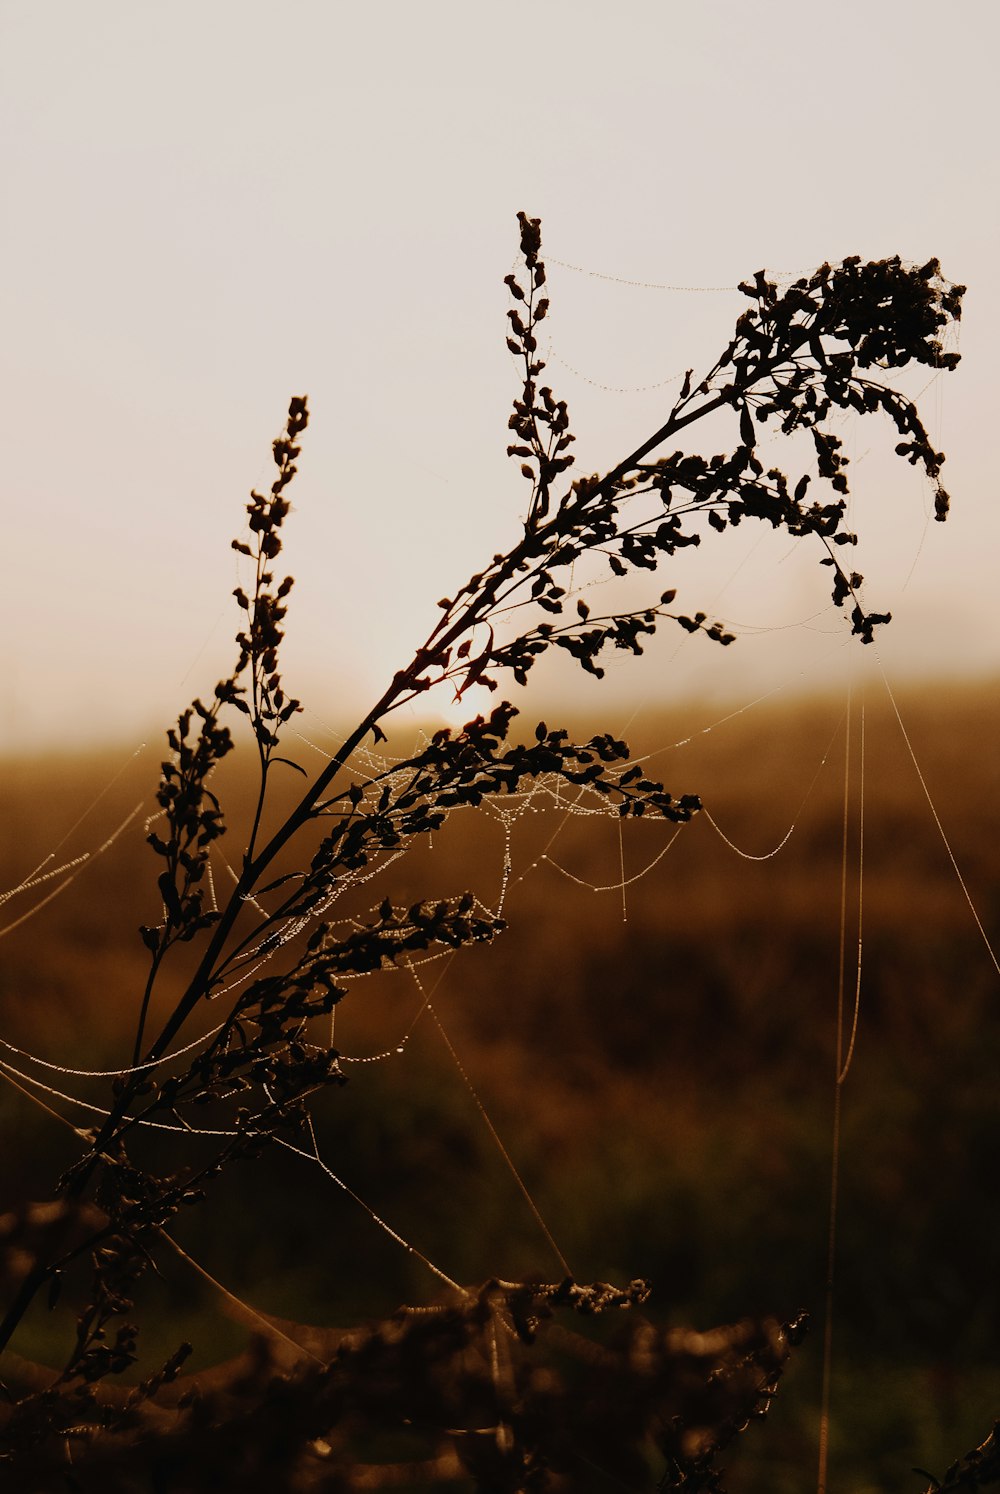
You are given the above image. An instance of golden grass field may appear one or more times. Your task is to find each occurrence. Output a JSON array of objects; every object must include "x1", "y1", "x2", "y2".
[{"x1": 2, "y1": 678, "x2": 998, "y2": 1491}]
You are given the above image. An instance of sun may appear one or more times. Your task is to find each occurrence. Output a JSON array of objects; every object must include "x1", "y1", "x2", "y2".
[{"x1": 430, "y1": 681, "x2": 499, "y2": 731}]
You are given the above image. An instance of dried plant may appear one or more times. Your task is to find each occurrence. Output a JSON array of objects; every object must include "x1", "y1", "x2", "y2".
[{"x1": 0, "y1": 214, "x2": 978, "y2": 1489}]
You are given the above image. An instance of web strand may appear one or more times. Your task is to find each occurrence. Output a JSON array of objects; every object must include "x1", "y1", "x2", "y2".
[
  {"x1": 405, "y1": 959, "x2": 573, "y2": 1279},
  {"x1": 838, "y1": 699, "x2": 865, "y2": 1086},
  {"x1": 876, "y1": 656, "x2": 1000, "y2": 981},
  {"x1": 617, "y1": 819, "x2": 628, "y2": 923},
  {"x1": 0, "y1": 803, "x2": 144, "y2": 939},
  {"x1": 8, "y1": 742, "x2": 148, "y2": 890},
  {"x1": 817, "y1": 687, "x2": 854, "y2": 1494},
  {"x1": 702, "y1": 810, "x2": 795, "y2": 862},
  {"x1": 278, "y1": 1118, "x2": 463, "y2": 1294},
  {"x1": 0, "y1": 1060, "x2": 329, "y2": 1362},
  {"x1": 158, "y1": 1230, "x2": 327, "y2": 1365},
  {"x1": 0, "y1": 1020, "x2": 229, "y2": 1079},
  {"x1": 546, "y1": 256, "x2": 740, "y2": 293},
  {"x1": 540, "y1": 824, "x2": 684, "y2": 892}
]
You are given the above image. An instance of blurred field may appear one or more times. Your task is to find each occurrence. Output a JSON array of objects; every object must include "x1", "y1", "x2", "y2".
[{"x1": 1, "y1": 678, "x2": 999, "y2": 1491}]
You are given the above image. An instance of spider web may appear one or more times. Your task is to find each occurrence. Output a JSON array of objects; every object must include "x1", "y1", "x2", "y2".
[{"x1": 0, "y1": 267, "x2": 990, "y2": 1486}]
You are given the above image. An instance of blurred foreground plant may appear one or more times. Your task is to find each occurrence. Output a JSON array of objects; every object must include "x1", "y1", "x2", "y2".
[{"x1": 0, "y1": 216, "x2": 975, "y2": 1489}]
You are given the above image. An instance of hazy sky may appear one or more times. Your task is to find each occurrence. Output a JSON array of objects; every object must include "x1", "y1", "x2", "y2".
[{"x1": 3, "y1": 0, "x2": 997, "y2": 754}]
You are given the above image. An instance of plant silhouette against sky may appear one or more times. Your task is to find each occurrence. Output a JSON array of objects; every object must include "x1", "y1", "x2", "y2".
[{"x1": 0, "y1": 214, "x2": 969, "y2": 1490}]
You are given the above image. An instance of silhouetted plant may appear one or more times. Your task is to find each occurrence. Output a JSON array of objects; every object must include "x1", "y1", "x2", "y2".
[{"x1": 0, "y1": 214, "x2": 978, "y2": 1489}]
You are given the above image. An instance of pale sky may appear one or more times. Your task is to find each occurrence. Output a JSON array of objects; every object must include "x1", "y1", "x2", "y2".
[{"x1": 2, "y1": 0, "x2": 998, "y2": 754}]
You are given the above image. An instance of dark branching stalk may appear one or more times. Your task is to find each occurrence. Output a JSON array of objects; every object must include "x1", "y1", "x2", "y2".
[{"x1": 0, "y1": 215, "x2": 973, "y2": 1488}]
